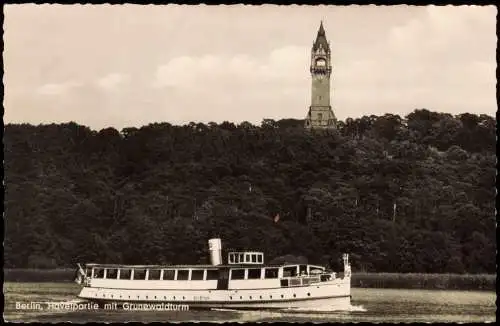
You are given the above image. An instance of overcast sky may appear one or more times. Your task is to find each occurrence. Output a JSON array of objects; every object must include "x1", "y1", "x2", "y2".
[{"x1": 3, "y1": 5, "x2": 497, "y2": 131}]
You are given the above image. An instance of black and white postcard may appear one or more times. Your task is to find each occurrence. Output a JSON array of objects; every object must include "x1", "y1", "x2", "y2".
[{"x1": 3, "y1": 4, "x2": 496, "y2": 323}]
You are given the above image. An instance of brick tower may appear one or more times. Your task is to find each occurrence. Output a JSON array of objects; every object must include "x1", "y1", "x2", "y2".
[{"x1": 304, "y1": 21, "x2": 337, "y2": 129}]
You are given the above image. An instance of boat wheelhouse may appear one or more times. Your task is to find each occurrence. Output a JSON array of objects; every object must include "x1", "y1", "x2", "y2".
[{"x1": 75, "y1": 238, "x2": 351, "y2": 309}]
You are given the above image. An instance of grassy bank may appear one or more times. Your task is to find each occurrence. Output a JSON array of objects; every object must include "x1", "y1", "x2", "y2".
[
  {"x1": 4, "y1": 268, "x2": 76, "y2": 283},
  {"x1": 4, "y1": 269, "x2": 496, "y2": 291},
  {"x1": 351, "y1": 272, "x2": 496, "y2": 291}
]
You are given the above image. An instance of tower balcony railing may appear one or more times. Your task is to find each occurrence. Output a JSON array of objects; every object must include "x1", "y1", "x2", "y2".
[{"x1": 310, "y1": 67, "x2": 332, "y2": 74}]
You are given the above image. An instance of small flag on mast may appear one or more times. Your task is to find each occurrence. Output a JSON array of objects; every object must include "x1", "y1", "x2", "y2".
[
  {"x1": 274, "y1": 213, "x2": 280, "y2": 223},
  {"x1": 393, "y1": 202, "x2": 397, "y2": 222}
]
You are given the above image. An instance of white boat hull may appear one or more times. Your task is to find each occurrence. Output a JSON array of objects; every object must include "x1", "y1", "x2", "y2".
[{"x1": 78, "y1": 278, "x2": 350, "y2": 309}]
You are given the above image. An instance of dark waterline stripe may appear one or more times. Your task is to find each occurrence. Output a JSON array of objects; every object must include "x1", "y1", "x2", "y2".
[{"x1": 86, "y1": 294, "x2": 351, "y2": 305}]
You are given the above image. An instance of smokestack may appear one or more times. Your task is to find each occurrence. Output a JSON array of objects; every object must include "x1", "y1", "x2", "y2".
[{"x1": 208, "y1": 238, "x2": 222, "y2": 266}]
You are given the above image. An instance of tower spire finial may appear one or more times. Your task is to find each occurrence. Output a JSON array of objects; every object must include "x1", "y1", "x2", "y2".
[{"x1": 318, "y1": 20, "x2": 325, "y2": 35}]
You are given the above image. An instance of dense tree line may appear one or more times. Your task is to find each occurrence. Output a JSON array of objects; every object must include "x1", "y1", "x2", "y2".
[{"x1": 4, "y1": 109, "x2": 496, "y2": 273}]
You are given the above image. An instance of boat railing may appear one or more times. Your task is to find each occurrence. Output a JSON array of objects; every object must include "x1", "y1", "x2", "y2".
[{"x1": 280, "y1": 275, "x2": 322, "y2": 287}]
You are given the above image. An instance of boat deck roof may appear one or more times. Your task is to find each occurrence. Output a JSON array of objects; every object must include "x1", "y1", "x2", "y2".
[{"x1": 83, "y1": 263, "x2": 326, "y2": 269}]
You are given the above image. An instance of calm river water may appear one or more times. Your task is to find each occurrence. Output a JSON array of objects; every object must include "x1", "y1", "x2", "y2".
[{"x1": 4, "y1": 283, "x2": 496, "y2": 323}]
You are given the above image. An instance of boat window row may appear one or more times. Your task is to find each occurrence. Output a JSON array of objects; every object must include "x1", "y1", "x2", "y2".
[
  {"x1": 230, "y1": 268, "x2": 278, "y2": 280},
  {"x1": 283, "y1": 265, "x2": 309, "y2": 277},
  {"x1": 90, "y1": 267, "x2": 281, "y2": 280},
  {"x1": 91, "y1": 268, "x2": 220, "y2": 281},
  {"x1": 228, "y1": 252, "x2": 264, "y2": 264}
]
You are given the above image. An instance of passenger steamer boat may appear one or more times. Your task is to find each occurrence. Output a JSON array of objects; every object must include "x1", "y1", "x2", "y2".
[{"x1": 75, "y1": 238, "x2": 351, "y2": 309}]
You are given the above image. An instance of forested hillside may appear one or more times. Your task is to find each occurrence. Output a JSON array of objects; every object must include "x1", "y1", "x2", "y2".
[{"x1": 4, "y1": 109, "x2": 496, "y2": 274}]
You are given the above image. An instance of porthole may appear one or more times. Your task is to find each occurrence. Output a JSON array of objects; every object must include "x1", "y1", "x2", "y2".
[
  {"x1": 103, "y1": 294, "x2": 105, "y2": 297},
  {"x1": 128, "y1": 296, "x2": 131, "y2": 299},
  {"x1": 260, "y1": 296, "x2": 262, "y2": 299},
  {"x1": 154, "y1": 296, "x2": 157, "y2": 299},
  {"x1": 146, "y1": 296, "x2": 148, "y2": 299},
  {"x1": 293, "y1": 294, "x2": 296, "y2": 298},
  {"x1": 137, "y1": 295, "x2": 139, "y2": 298},
  {"x1": 120, "y1": 296, "x2": 122, "y2": 298},
  {"x1": 111, "y1": 295, "x2": 113, "y2": 298},
  {"x1": 182, "y1": 296, "x2": 185, "y2": 300},
  {"x1": 240, "y1": 296, "x2": 242, "y2": 299},
  {"x1": 164, "y1": 296, "x2": 166, "y2": 299},
  {"x1": 230, "y1": 296, "x2": 232, "y2": 300},
  {"x1": 307, "y1": 293, "x2": 311, "y2": 296},
  {"x1": 270, "y1": 295, "x2": 272, "y2": 299},
  {"x1": 281, "y1": 295, "x2": 284, "y2": 298},
  {"x1": 249, "y1": 296, "x2": 252, "y2": 299}
]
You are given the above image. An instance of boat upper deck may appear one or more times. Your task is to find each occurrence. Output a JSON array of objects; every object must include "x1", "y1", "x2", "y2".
[
  {"x1": 83, "y1": 263, "x2": 325, "y2": 270},
  {"x1": 81, "y1": 262, "x2": 332, "y2": 285}
]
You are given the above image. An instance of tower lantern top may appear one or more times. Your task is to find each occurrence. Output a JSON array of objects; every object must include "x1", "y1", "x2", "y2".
[{"x1": 313, "y1": 21, "x2": 330, "y2": 52}]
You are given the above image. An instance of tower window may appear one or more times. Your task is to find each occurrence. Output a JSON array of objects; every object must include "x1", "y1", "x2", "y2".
[{"x1": 316, "y1": 58, "x2": 326, "y2": 66}]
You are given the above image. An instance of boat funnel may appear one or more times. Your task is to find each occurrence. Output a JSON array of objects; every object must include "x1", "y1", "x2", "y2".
[{"x1": 208, "y1": 238, "x2": 223, "y2": 266}]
